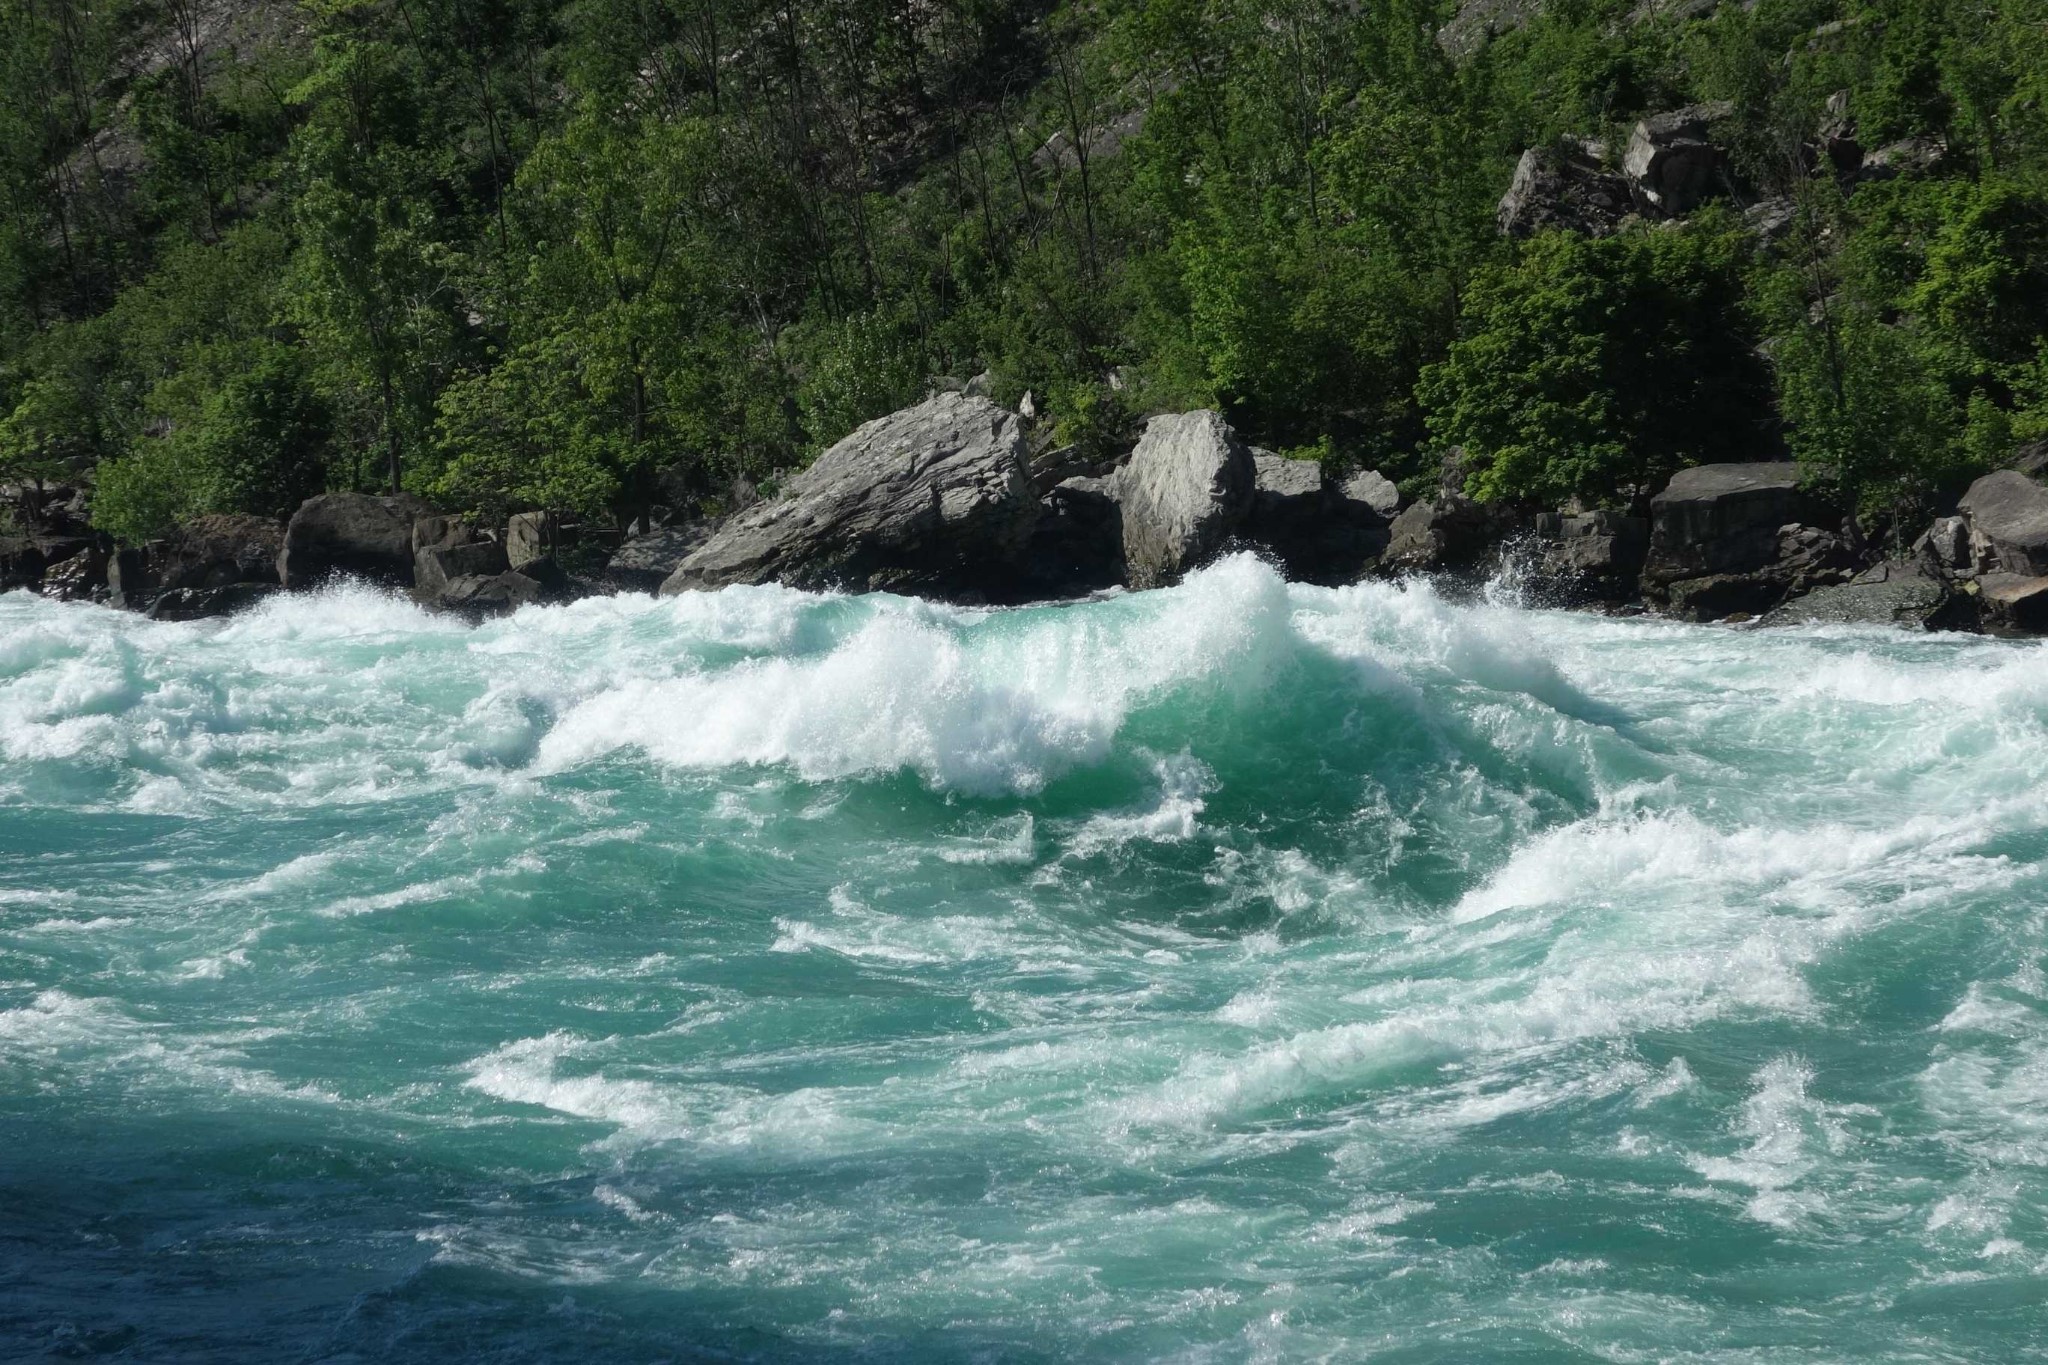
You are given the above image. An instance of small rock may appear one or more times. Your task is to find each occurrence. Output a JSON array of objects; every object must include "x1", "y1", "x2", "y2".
[
  {"x1": 148, "y1": 582, "x2": 281, "y2": 623},
  {"x1": 1337, "y1": 469, "x2": 1402, "y2": 520}
]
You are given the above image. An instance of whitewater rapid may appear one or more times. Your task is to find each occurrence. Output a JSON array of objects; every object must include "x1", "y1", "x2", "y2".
[{"x1": 3, "y1": 555, "x2": 2044, "y2": 1360}]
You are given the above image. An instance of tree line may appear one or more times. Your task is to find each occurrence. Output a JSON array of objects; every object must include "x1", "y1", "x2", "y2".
[{"x1": 2, "y1": 0, "x2": 2045, "y2": 547}]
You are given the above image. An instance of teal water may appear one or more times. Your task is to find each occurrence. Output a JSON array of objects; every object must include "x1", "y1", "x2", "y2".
[{"x1": 3, "y1": 555, "x2": 2045, "y2": 1362}]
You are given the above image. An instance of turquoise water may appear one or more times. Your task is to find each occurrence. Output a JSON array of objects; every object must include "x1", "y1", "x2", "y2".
[{"x1": 3, "y1": 554, "x2": 2045, "y2": 1362}]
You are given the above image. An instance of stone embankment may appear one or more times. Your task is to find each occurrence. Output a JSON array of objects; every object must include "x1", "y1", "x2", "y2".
[{"x1": 6, "y1": 389, "x2": 2047, "y2": 635}]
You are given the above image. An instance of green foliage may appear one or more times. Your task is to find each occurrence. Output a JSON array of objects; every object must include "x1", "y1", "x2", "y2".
[
  {"x1": 92, "y1": 344, "x2": 331, "y2": 542},
  {"x1": 1422, "y1": 222, "x2": 1773, "y2": 507},
  {"x1": 0, "y1": 0, "x2": 2045, "y2": 548}
]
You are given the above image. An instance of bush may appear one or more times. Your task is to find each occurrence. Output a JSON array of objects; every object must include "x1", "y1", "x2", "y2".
[
  {"x1": 1420, "y1": 222, "x2": 1775, "y2": 507},
  {"x1": 92, "y1": 346, "x2": 329, "y2": 543}
]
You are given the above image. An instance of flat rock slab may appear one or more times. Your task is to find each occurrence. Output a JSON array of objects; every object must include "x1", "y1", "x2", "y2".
[
  {"x1": 1761, "y1": 561, "x2": 1964, "y2": 631},
  {"x1": 662, "y1": 392, "x2": 1035, "y2": 599},
  {"x1": 1647, "y1": 461, "x2": 1826, "y2": 583}
]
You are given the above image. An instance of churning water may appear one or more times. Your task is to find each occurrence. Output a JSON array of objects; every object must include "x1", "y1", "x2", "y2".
[{"x1": 2, "y1": 555, "x2": 2044, "y2": 1361}]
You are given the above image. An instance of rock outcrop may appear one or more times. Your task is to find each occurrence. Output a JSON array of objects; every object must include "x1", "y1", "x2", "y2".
[
  {"x1": 1644, "y1": 463, "x2": 1827, "y2": 585},
  {"x1": 661, "y1": 391, "x2": 1036, "y2": 599},
  {"x1": 1623, "y1": 102, "x2": 1735, "y2": 216},
  {"x1": 278, "y1": 492, "x2": 438, "y2": 589},
  {"x1": 1112, "y1": 410, "x2": 1255, "y2": 589},
  {"x1": 1383, "y1": 495, "x2": 1515, "y2": 574},
  {"x1": 1520, "y1": 510, "x2": 1650, "y2": 604},
  {"x1": 606, "y1": 522, "x2": 720, "y2": 593},
  {"x1": 1957, "y1": 469, "x2": 2048, "y2": 577},
  {"x1": 1760, "y1": 559, "x2": 1968, "y2": 631},
  {"x1": 1016, "y1": 475, "x2": 1126, "y2": 599},
  {"x1": 1499, "y1": 139, "x2": 1635, "y2": 237}
]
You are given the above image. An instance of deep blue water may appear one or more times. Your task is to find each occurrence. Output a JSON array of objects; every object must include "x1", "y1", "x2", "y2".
[{"x1": 3, "y1": 556, "x2": 2045, "y2": 1361}]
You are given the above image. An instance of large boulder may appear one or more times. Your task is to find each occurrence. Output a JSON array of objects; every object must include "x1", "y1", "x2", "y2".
[
  {"x1": 1382, "y1": 496, "x2": 1515, "y2": 574},
  {"x1": 1113, "y1": 410, "x2": 1255, "y2": 589},
  {"x1": 1957, "y1": 469, "x2": 2048, "y2": 577},
  {"x1": 606, "y1": 521, "x2": 720, "y2": 593},
  {"x1": 1521, "y1": 510, "x2": 1650, "y2": 605},
  {"x1": 278, "y1": 492, "x2": 438, "y2": 589},
  {"x1": 148, "y1": 582, "x2": 281, "y2": 623},
  {"x1": 1622, "y1": 102, "x2": 1735, "y2": 216},
  {"x1": 661, "y1": 392, "x2": 1036, "y2": 599},
  {"x1": 1498, "y1": 139, "x2": 1635, "y2": 237},
  {"x1": 1644, "y1": 463, "x2": 1830, "y2": 586},
  {"x1": 1239, "y1": 452, "x2": 1392, "y2": 584},
  {"x1": 156, "y1": 514, "x2": 283, "y2": 591},
  {"x1": 1015, "y1": 475, "x2": 1126, "y2": 599},
  {"x1": 1977, "y1": 572, "x2": 2048, "y2": 636},
  {"x1": 1761, "y1": 560, "x2": 1970, "y2": 632}
]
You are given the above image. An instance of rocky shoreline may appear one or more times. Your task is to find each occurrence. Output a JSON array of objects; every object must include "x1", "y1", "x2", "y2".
[{"x1": 7, "y1": 390, "x2": 2048, "y2": 636}]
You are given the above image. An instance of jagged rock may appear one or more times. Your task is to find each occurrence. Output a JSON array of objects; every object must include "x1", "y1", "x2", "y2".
[
  {"x1": 414, "y1": 539, "x2": 509, "y2": 599},
  {"x1": 1665, "y1": 572, "x2": 1786, "y2": 621},
  {"x1": 1522, "y1": 511, "x2": 1650, "y2": 604},
  {"x1": 1, "y1": 536, "x2": 50, "y2": 591},
  {"x1": 1644, "y1": 463, "x2": 1829, "y2": 586},
  {"x1": 156, "y1": 514, "x2": 284, "y2": 591},
  {"x1": 506, "y1": 511, "x2": 556, "y2": 570},
  {"x1": 662, "y1": 391, "x2": 1036, "y2": 599},
  {"x1": 1761, "y1": 559, "x2": 1969, "y2": 631},
  {"x1": 1958, "y1": 469, "x2": 2048, "y2": 577},
  {"x1": 1915, "y1": 515, "x2": 1971, "y2": 573},
  {"x1": 412, "y1": 514, "x2": 479, "y2": 555},
  {"x1": 38, "y1": 546, "x2": 106, "y2": 601},
  {"x1": 1383, "y1": 496, "x2": 1515, "y2": 574},
  {"x1": 147, "y1": 582, "x2": 281, "y2": 623},
  {"x1": 107, "y1": 546, "x2": 156, "y2": 609},
  {"x1": 1977, "y1": 573, "x2": 2048, "y2": 635},
  {"x1": 1859, "y1": 136, "x2": 1947, "y2": 182},
  {"x1": 1439, "y1": 0, "x2": 1544, "y2": 59},
  {"x1": 1499, "y1": 139, "x2": 1634, "y2": 237},
  {"x1": 278, "y1": 492, "x2": 438, "y2": 589},
  {"x1": 1113, "y1": 410, "x2": 1255, "y2": 589},
  {"x1": 1017, "y1": 475, "x2": 1126, "y2": 598},
  {"x1": 1623, "y1": 102, "x2": 1735, "y2": 216},
  {"x1": 1338, "y1": 468, "x2": 1402, "y2": 520},
  {"x1": 607, "y1": 522, "x2": 720, "y2": 593},
  {"x1": 426, "y1": 569, "x2": 551, "y2": 618}
]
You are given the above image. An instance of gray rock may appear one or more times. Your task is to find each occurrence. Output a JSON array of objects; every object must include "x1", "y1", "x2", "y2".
[
  {"x1": 1958, "y1": 469, "x2": 2048, "y2": 577},
  {"x1": 607, "y1": 522, "x2": 720, "y2": 593},
  {"x1": 506, "y1": 511, "x2": 555, "y2": 570},
  {"x1": 1499, "y1": 139, "x2": 1634, "y2": 237},
  {"x1": 1338, "y1": 468, "x2": 1402, "y2": 519},
  {"x1": 1645, "y1": 463, "x2": 1827, "y2": 585},
  {"x1": 278, "y1": 492, "x2": 438, "y2": 589},
  {"x1": 1664, "y1": 572, "x2": 1787, "y2": 622},
  {"x1": 414, "y1": 539, "x2": 509, "y2": 599},
  {"x1": 1016, "y1": 475, "x2": 1126, "y2": 598},
  {"x1": 1438, "y1": 0, "x2": 1544, "y2": 59},
  {"x1": 147, "y1": 582, "x2": 281, "y2": 623},
  {"x1": 1914, "y1": 515, "x2": 1971, "y2": 572},
  {"x1": 38, "y1": 546, "x2": 106, "y2": 602},
  {"x1": 1383, "y1": 496, "x2": 1514, "y2": 573},
  {"x1": 412, "y1": 515, "x2": 477, "y2": 555},
  {"x1": 662, "y1": 392, "x2": 1036, "y2": 599},
  {"x1": 1977, "y1": 572, "x2": 2048, "y2": 635},
  {"x1": 107, "y1": 546, "x2": 152, "y2": 609},
  {"x1": 155, "y1": 514, "x2": 284, "y2": 591},
  {"x1": 434, "y1": 570, "x2": 547, "y2": 618},
  {"x1": 1761, "y1": 560, "x2": 1968, "y2": 631},
  {"x1": 1522, "y1": 510, "x2": 1650, "y2": 604},
  {"x1": 1113, "y1": 410, "x2": 1255, "y2": 589},
  {"x1": 1622, "y1": 102, "x2": 1734, "y2": 216}
]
